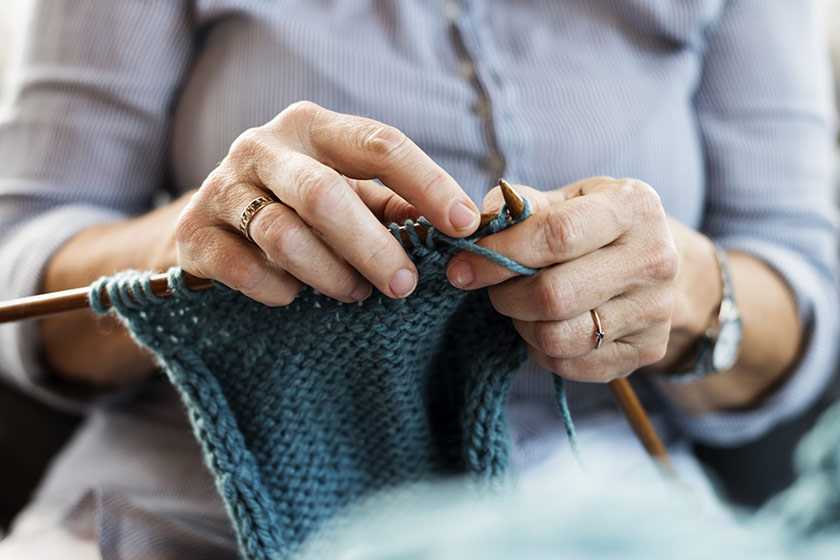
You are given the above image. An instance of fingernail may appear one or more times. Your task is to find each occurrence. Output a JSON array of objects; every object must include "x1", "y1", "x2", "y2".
[
  {"x1": 350, "y1": 282, "x2": 372, "y2": 302},
  {"x1": 449, "y1": 200, "x2": 479, "y2": 231},
  {"x1": 448, "y1": 260, "x2": 474, "y2": 288},
  {"x1": 389, "y1": 268, "x2": 417, "y2": 298}
]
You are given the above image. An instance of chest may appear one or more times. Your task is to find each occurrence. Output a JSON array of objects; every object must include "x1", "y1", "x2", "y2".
[{"x1": 171, "y1": 0, "x2": 723, "y2": 225}]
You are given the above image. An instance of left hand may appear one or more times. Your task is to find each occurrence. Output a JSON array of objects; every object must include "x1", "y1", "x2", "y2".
[{"x1": 446, "y1": 177, "x2": 680, "y2": 383}]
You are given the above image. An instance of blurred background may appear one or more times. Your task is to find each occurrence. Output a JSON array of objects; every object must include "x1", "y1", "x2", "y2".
[{"x1": 0, "y1": 0, "x2": 839, "y2": 537}]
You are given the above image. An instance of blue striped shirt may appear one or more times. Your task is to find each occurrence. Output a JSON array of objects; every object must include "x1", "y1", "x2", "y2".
[{"x1": 0, "y1": 0, "x2": 837, "y2": 556}]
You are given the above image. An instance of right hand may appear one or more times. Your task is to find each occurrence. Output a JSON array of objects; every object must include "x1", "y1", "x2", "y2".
[{"x1": 176, "y1": 101, "x2": 480, "y2": 305}]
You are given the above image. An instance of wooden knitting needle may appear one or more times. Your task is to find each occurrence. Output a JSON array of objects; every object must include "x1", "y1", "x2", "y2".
[
  {"x1": 0, "y1": 272, "x2": 214, "y2": 323},
  {"x1": 495, "y1": 179, "x2": 675, "y2": 475}
]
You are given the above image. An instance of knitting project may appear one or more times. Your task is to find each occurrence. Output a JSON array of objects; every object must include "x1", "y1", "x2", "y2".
[{"x1": 90, "y1": 200, "x2": 576, "y2": 560}]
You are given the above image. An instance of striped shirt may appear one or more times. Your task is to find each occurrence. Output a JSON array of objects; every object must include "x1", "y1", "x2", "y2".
[{"x1": 0, "y1": 0, "x2": 837, "y2": 556}]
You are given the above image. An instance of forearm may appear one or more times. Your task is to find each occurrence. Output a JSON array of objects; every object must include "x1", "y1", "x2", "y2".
[
  {"x1": 650, "y1": 218, "x2": 802, "y2": 413},
  {"x1": 39, "y1": 195, "x2": 189, "y2": 386}
]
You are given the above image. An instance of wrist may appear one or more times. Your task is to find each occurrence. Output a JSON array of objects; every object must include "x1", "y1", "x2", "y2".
[
  {"x1": 39, "y1": 196, "x2": 191, "y2": 386},
  {"x1": 651, "y1": 219, "x2": 721, "y2": 371}
]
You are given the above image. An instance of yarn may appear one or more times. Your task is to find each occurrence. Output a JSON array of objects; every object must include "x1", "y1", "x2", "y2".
[{"x1": 90, "y1": 199, "x2": 578, "y2": 560}]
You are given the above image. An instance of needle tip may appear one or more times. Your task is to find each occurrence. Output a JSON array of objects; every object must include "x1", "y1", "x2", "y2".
[{"x1": 499, "y1": 178, "x2": 526, "y2": 219}]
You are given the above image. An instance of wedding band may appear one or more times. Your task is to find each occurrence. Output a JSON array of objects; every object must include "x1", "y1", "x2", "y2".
[
  {"x1": 239, "y1": 195, "x2": 278, "y2": 243},
  {"x1": 590, "y1": 309, "x2": 605, "y2": 350}
]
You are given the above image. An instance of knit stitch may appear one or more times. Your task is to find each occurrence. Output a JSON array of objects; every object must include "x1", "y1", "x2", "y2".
[{"x1": 90, "y1": 201, "x2": 575, "y2": 559}]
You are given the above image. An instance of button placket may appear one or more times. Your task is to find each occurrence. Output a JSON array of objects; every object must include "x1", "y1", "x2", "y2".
[{"x1": 447, "y1": 6, "x2": 507, "y2": 183}]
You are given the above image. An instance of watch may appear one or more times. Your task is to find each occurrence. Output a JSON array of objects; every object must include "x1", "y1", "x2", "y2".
[{"x1": 670, "y1": 244, "x2": 743, "y2": 383}]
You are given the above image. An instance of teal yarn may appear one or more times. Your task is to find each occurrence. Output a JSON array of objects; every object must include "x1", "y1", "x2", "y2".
[
  {"x1": 388, "y1": 199, "x2": 538, "y2": 277},
  {"x1": 90, "y1": 200, "x2": 578, "y2": 559}
]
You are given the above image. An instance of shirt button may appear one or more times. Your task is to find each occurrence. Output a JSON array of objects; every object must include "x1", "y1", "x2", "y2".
[
  {"x1": 472, "y1": 96, "x2": 491, "y2": 118},
  {"x1": 458, "y1": 60, "x2": 475, "y2": 81},
  {"x1": 482, "y1": 151, "x2": 506, "y2": 176},
  {"x1": 442, "y1": 1, "x2": 460, "y2": 21}
]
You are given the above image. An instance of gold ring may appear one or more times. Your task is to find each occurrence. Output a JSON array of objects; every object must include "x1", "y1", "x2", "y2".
[
  {"x1": 590, "y1": 309, "x2": 605, "y2": 350},
  {"x1": 239, "y1": 195, "x2": 278, "y2": 243}
]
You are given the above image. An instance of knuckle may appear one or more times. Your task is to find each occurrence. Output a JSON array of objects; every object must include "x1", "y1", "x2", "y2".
[
  {"x1": 641, "y1": 238, "x2": 679, "y2": 281},
  {"x1": 550, "y1": 358, "x2": 577, "y2": 379},
  {"x1": 271, "y1": 282, "x2": 302, "y2": 307},
  {"x1": 333, "y1": 275, "x2": 364, "y2": 300},
  {"x1": 355, "y1": 227, "x2": 398, "y2": 272},
  {"x1": 229, "y1": 127, "x2": 267, "y2": 161},
  {"x1": 225, "y1": 260, "x2": 267, "y2": 293},
  {"x1": 174, "y1": 206, "x2": 204, "y2": 246},
  {"x1": 197, "y1": 169, "x2": 230, "y2": 199},
  {"x1": 278, "y1": 100, "x2": 321, "y2": 129},
  {"x1": 358, "y1": 124, "x2": 408, "y2": 163},
  {"x1": 296, "y1": 171, "x2": 345, "y2": 217},
  {"x1": 543, "y1": 208, "x2": 582, "y2": 258},
  {"x1": 622, "y1": 343, "x2": 646, "y2": 372},
  {"x1": 416, "y1": 169, "x2": 452, "y2": 201},
  {"x1": 638, "y1": 340, "x2": 668, "y2": 367},
  {"x1": 620, "y1": 178, "x2": 663, "y2": 218},
  {"x1": 534, "y1": 275, "x2": 572, "y2": 319},
  {"x1": 535, "y1": 322, "x2": 574, "y2": 358},
  {"x1": 259, "y1": 217, "x2": 309, "y2": 262}
]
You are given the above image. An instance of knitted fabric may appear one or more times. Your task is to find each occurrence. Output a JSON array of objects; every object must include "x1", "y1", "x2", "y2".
[{"x1": 90, "y1": 201, "x2": 575, "y2": 560}]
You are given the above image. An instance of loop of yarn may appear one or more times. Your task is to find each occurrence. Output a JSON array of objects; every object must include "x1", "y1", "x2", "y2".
[
  {"x1": 89, "y1": 269, "x2": 162, "y2": 313},
  {"x1": 389, "y1": 198, "x2": 538, "y2": 276}
]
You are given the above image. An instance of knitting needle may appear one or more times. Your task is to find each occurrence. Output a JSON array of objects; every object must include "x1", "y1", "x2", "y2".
[
  {"x1": 0, "y1": 272, "x2": 214, "y2": 323},
  {"x1": 495, "y1": 179, "x2": 675, "y2": 476}
]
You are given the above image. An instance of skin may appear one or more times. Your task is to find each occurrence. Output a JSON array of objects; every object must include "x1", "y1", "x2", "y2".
[{"x1": 40, "y1": 103, "x2": 802, "y2": 413}]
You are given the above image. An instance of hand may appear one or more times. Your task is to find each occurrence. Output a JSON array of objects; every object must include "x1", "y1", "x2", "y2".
[
  {"x1": 445, "y1": 177, "x2": 680, "y2": 383},
  {"x1": 176, "y1": 101, "x2": 480, "y2": 305}
]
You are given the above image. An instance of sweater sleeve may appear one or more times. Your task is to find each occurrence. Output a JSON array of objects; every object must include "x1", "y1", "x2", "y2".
[
  {"x1": 0, "y1": 0, "x2": 194, "y2": 409},
  {"x1": 661, "y1": 0, "x2": 840, "y2": 446}
]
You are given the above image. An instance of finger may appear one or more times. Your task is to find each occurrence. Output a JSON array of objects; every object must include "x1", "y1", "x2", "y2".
[
  {"x1": 177, "y1": 224, "x2": 303, "y2": 307},
  {"x1": 195, "y1": 176, "x2": 370, "y2": 302},
  {"x1": 259, "y1": 153, "x2": 419, "y2": 299},
  {"x1": 247, "y1": 201, "x2": 373, "y2": 303},
  {"x1": 286, "y1": 102, "x2": 480, "y2": 236},
  {"x1": 485, "y1": 245, "x2": 641, "y2": 322},
  {"x1": 511, "y1": 288, "x2": 671, "y2": 359},
  {"x1": 347, "y1": 178, "x2": 420, "y2": 224},
  {"x1": 447, "y1": 178, "x2": 643, "y2": 290},
  {"x1": 527, "y1": 322, "x2": 669, "y2": 383}
]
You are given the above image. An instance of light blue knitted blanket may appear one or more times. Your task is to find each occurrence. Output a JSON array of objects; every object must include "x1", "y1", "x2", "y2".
[{"x1": 90, "y1": 201, "x2": 573, "y2": 559}]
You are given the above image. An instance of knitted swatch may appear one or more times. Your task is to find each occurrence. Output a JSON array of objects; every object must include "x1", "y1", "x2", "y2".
[{"x1": 90, "y1": 201, "x2": 575, "y2": 559}]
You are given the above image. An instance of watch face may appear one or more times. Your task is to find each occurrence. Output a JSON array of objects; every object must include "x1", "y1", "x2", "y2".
[{"x1": 712, "y1": 319, "x2": 742, "y2": 372}]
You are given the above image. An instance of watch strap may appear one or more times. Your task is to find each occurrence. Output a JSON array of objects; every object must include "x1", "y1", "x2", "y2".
[{"x1": 662, "y1": 243, "x2": 736, "y2": 384}]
